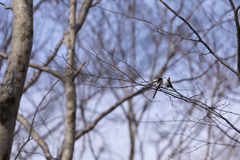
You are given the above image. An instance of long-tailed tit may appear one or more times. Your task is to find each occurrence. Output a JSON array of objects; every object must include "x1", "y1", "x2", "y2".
[
  {"x1": 152, "y1": 77, "x2": 163, "y2": 98},
  {"x1": 163, "y1": 76, "x2": 173, "y2": 88}
]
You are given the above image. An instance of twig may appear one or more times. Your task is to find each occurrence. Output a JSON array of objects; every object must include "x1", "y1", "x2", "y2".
[
  {"x1": 159, "y1": 0, "x2": 238, "y2": 77},
  {"x1": 0, "y1": 2, "x2": 12, "y2": 10}
]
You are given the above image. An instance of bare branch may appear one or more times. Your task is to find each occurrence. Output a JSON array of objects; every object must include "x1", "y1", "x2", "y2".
[
  {"x1": 0, "y1": 51, "x2": 63, "y2": 78},
  {"x1": 173, "y1": 60, "x2": 217, "y2": 83},
  {"x1": 15, "y1": 79, "x2": 60, "y2": 159},
  {"x1": 75, "y1": 87, "x2": 148, "y2": 139},
  {"x1": 159, "y1": 0, "x2": 238, "y2": 77},
  {"x1": 91, "y1": 4, "x2": 162, "y2": 31},
  {"x1": 29, "y1": 63, "x2": 62, "y2": 78},
  {"x1": 161, "y1": 88, "x2": 240, "y2": 134},
  {"x1": 16, "y1": 114, "x2": 53, "y2": 160},
  {"x1": 0, "y1": 51, "x2": 8, "y2": 58},
  {"x1": 0, "y1": 2, "x2": 12, "y2": 10},
  {"x1": 23, "y1": 37, "x2": 63, "y2": 92},
  {"x1": 229, "y1": 0, "x2": 240, "y2": 75},
  {"x1": 75, "y1": 0, "x2": 93, "y2": 32},
  {"x1": 73, "y1": 61, "x2": 86, "y2": 77}
]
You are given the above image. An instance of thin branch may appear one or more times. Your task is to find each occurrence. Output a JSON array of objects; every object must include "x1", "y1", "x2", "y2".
[
  {"x1": 161, "y1": 88, "x2": 240, "y2": 134},
  {"x1": 91, "y1": 4, "x2": 161, "y2": 31},
  {"x1": 73, "y1": 61, "x2": 86, "y2": 77},
  {"x1": 29, "y1": 63, "x2": 62, "y2": 78},
  {"x1": 14, "y1": 79, "x2": 61, "y2": 160},
  {"x1": 0, "y1": 52, "x2": 8, "y2": 58},
  {"x1": 0, "y1": 2, "x2": 12, "y2": 10},
  {"x1": 159, "y1": 0, "x2": 238, "y2": 77},
  {"x1": 75, "y1": 87, "x2": 148, "y2": 139},
  {"x1": 75, "y1": 0, "x2": 93, "y2": 32},
  {"x1": 23, "y1": 37, "x2": 63, "y2": 92},
  {"x1": 14, "y1": 139, "x2": 32, "y2": 160},
  {"x1": 173, "y1": 60, "x2": 217, "y2": 83},
  {"x1": 16, "y1": 114, "x2": 54, "y2": 160},
  {"x1": 91, "y1": 0, "x2": 101, "y2": 6},
  {"x1": 237, "y1": 5, "x2": 240, "y2": 12},
  {"x1": 229, "y1": 0, "x2": 240, "y2": 75},
  {"x1": 0, "y1": 52, "x2": 62, "y2": 78}
]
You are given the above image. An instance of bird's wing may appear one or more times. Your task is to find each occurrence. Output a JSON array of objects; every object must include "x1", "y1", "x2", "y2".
[
  {"x1": 167, "y1": 79, "x2": 173, "y2": 88},
  {"x1": 153, "y1": 80, "x2": 162, "y2": 98}
]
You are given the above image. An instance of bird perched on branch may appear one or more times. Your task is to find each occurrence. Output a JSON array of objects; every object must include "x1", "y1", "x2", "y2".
[
  {"x1": 152, "y1": 77, "x2": 163, "y2": 98},
  {"x1": 163, "y1": 76, "x2": 173, "y2": 88}
]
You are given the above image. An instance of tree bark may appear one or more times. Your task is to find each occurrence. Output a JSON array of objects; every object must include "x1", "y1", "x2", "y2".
[
  {"x1": 0, "y1": 0, "x2": 33, "y2": 159},
  {"x1": 61, "y1": 0, "x2": 77, "y2": 159}
]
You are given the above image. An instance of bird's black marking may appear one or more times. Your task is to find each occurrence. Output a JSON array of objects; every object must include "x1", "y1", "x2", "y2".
[{"x1": 153, "y1": 78, "x2": 163, "y2": 98}]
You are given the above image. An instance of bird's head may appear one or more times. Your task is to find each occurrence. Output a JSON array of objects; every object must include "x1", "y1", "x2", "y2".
[{"x1": 164, "y1": 76, "x2": 170, "y2": 80}]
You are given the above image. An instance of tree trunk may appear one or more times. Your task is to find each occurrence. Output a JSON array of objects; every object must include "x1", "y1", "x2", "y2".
[
  {"x1": 61, "y1": 0, "x2": 77, "y2": 159},
  {"x1": 0, "y1": 0, "x2": 33, "y2": 159}
]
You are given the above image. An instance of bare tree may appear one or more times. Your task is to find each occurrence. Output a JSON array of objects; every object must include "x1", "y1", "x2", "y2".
[{"x1": 1, "y1": 0, "x2": 240, "y2": 160}]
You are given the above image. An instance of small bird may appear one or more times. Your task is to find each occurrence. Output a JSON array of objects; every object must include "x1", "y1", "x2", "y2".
[
  {"x1": 163, "y1": 76, "x2": 173, "y2": 88},
  {"x1": 152, "y1": 77, "x2": 163, "y2": 98}
]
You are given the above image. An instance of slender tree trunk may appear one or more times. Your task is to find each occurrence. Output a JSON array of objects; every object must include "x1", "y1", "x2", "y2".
[
  {"x1": 0, "y1": 0, "x2": 33, "y2": 159},
  {"x1": 61, "y1": 0, "x2": 77, "y2": 159}
]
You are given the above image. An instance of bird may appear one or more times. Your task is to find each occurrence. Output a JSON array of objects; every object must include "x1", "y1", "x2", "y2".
[
  {"x1": 163, "y1": 76, "x2": 173, "y2": 88},
  {"x1": 152, "y1": 77, "x2": 163, "y2": 98}
]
